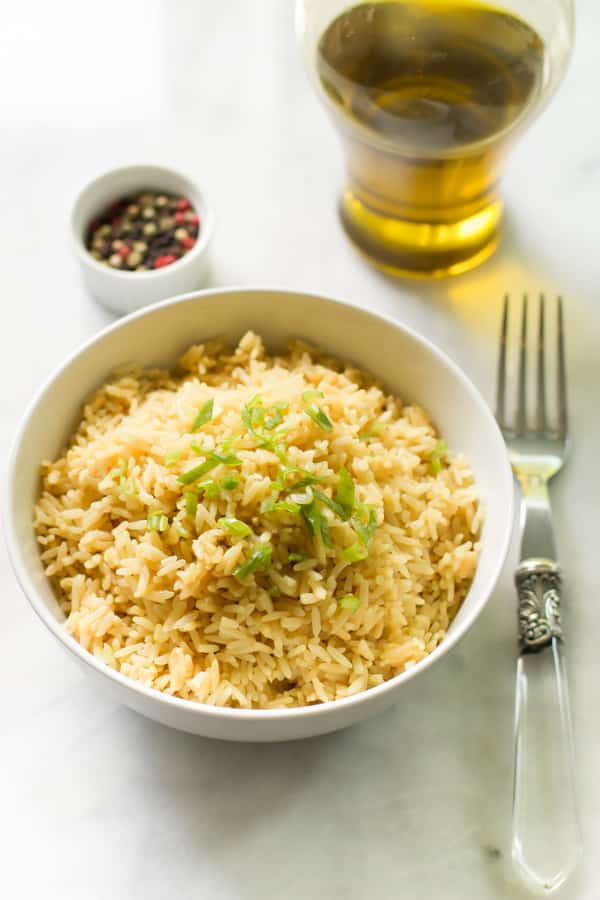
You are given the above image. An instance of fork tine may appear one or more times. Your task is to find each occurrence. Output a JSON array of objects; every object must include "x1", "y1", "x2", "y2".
[
  {"x1": 557, "y1": 296, "x2": 568, "y2": 438},
  {"x1": 536, "y1": 294, "x2": 547, "y2": 433},
  {"x1": 496, "y1": 294, "x2": 509, "y2": 427},
  {"x1": 515, "y1": 294, "x2": 528, "y2": 434}
]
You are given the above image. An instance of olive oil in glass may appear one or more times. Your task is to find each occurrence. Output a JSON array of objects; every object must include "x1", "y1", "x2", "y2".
[{"x1": 316, "y1": 0, "x2": 546, "y2": 276}]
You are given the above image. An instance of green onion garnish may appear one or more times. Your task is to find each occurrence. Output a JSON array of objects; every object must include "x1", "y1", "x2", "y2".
[
  {"x1": 286, "y1": 475, "x2": 324, "y2": 491},
  {"x1": 198, "y1": 479, "x2": 220, "y2": 498},
  {"x1": 178, "y1": 458, "x2": 219, "y2": 485},
  {"x1": 261, "y1": 496, "x2": 302, "y2": 515},
  {"x1": 191, "y1": 399, "x2": 214, "y2": 432},
  {"x1": 234, "y1": 544, "x2": 273, "y2": 579},
  {"x1": 288, "y1": 552, "x2": 307, "y2": 562},
  {"x1": 352, "y1": 504, "x2": 378, "y2": 547},
  {"x1": 261, "y1": 495, "x2": 276, "y2": 513},
  {"x1": 220, "y1": 475, "x2": 239, "y2": 491},
  {"x1": 341, "y1": 543, "x2": 368, "y2": 562},
  {"x1": 218, "y1": 517, "x2": 253, "y2": 538},
  {"x1": 312, "y1": 489, "x2": 346, "y2": 520},
  {"x1": 302, "y1": 502, "x2": 332, "y2": 548},
  {"x1": 211, "y1": 448, "x2": 242, "y2": 466},
  {"x1": 147, "y1": 511, "x2": 168, "y2": 532},
  {"x1": 274, "y1": 500, "x2": 302, "y2": 514},
  {"x1": 241, "y1": 396, "x2": 264, "y2": 442},
  {"x1": 119, "y1": 475, "x2": 138, "y2": 497},
  {"x1": 305, "y1": 405, "x2": 333, "y2": 431},
  {"x1": 273, "y1": 441, "x2": 290, "y2": 464},
  {"x1": 175, "y1": 522, "x2": 190, "y2": 538},
  {"x1": 178, "y1": 444, "x2": 241, "y2": 485},
  {"x1": 242, "y1": 397, "x2": 289, "y2": 453},
  {"x1": 339, "y1": 594, "x2": 361, "y2": 612},
  {"x1": 264, "y1": 402, "x2": 289, "y2": 431},
  {"x1": 334, "y1": 466, "x2": 355, "y2": 520},
  {"x1": 164, "y1": 449, "x2": 182, "y2": 467},
  {"x1": 430, "y1": 440, "x2": 448, "y2": 474},
  {"x1": 184, "y1": 491, "x2": 198, "y2": 516},
  {"x1": 302, "y1": 389, "x2": 324, "y2": 402}
]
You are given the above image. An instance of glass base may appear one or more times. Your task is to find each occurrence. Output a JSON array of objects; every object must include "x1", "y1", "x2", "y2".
[{"x1": 339, "y1": 190, "x2": 502, "y2": 278}]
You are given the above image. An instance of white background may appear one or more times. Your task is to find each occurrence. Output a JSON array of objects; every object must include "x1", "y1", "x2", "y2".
[{"x1": 2, "y1": 1, "x2": 599, "y2": 897}]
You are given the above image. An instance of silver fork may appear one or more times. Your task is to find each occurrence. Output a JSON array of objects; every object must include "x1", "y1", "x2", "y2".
[{"x1": 496, "y1": 294, "x2": 581, "y2": 893}]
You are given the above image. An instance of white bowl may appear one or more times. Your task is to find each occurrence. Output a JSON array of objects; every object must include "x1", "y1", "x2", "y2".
[
  {"x1": 71, "y1": 164, "x2": 215, "y2": 316},
  {"x1": 4, "y1": 289, "x2": 513, "y2": 742}
]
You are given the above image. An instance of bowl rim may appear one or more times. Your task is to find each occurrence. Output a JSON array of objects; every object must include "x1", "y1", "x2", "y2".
[
  {"x1": 70, "y1": 163, "x2": 215, "y2": 282},
  {"x1": 4, "y1": 286, "x2": 513, "y2": 723}
]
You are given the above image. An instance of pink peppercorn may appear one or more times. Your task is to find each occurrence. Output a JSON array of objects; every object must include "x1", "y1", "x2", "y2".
[
  {"x1": 186, "y1": 214, "x2": 200, "y2": 226},
  {"x1": 176, "y1": 198, "x2": 191, "y2": 211},
  {"x1": 174, "y1": 211, "x2": 186, "y2": 225},
  {"x1": 118, "y1": 244, "x2": 131, "y2": 259},
  {"x1": 181, "y1": 236, "x2": 196, "y2": 249},
  {"x1": 153, "y1": 254, "x2": 178, "y2": 269}
]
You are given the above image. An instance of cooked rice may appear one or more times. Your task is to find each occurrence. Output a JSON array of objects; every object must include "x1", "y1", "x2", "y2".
[{"x1": 34, "y1": 332, "x2": 481, "y2": 709}]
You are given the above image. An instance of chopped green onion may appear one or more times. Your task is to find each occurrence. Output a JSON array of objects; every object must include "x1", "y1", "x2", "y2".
[
  {"x1": 339, "y1": 594, "x2": 361, "y2": 612},
  {"x1": 234, "y1": 544, "x2": 273, "y2": 579},
  {"x1": 198, "y1": 479, "x2": 220, "y2": 498},
  {"x1": 218, "y1": 435, "x2": 238, "y2": 454},
  {"x1": 261, "y1": 495, "x2": 276, "y2": 513},
  {"x1": 164, "y1": 449, "x2": 182, "y2": 467},
  {"x1": 218, "y1": 517, "x2": 253, "y2": 538},
  {"x1": 184, "y1": 491, "x2": 198, "y2": 516},
  {"x1": 273, "y1": 441, "x2": 289, "y2": 464},
  {"x1": 302, "y1": 389, "x2": 324, "y2": 402},
  {"x1": 178, "y1": 443, "x2": 241, "y2": 484},
  {"x1": 342, "y1": 543, "x2": 368, "y2": 562},
  {"x1": 264, "y1": 402, "x2": 289, "y2": 431},
  {"x1": 241, "y1": 396, "x2": 264, "y2": 441},
  {"x1": 175, "y1": 522, "x2": 191, "y2": 538},
  {"x1": 286, "y1": 475, "x2": 324, "y2": 491},
  {"x1": 261, "y1": 496, "x2": 301, "y2": 515},
  {"x1": 312, "y1": 489, "x2": 346, "y2": 520},
  {"x1": 191, "y1": 399, "x2": 214, "y2": 432},
  {"x1": 119, "y1": 475, "x2": 138, "y2": 497},
  {"x1": 334, "y1": 466, "x2": 355, "y2": 520},
  {"x1": 211, "y1": 448, "x2": 242, "y2": 466},
  {"x1": 178, "y1": 458, "x2": 219, "y2": 484},
  {"x1": 242, "y1": 397, "x2": 289, "y2": 454},
  {"x1": 301, "y1": 502, "x2": 332, "y2": 548},
  {"x1": 220, "y1": 475, "x2": 239, "y2": 491},
  {"x1": 288, "y1": 552, "x2": 307, "y2": 563},
  {"x1": 274, "y1": 500, "x2": 302, "y2": 514},
  {"x1": 320, "y1": 515, "x2": 332, "y2": 547},
  {"x1": 147, "y1": 511, "x2": 168, "y2": 532},
  {"x1": 430, "y1": 440, "x2": 448, "y2": 474},
  {"x1": 352, "y1": 504, "x2": 378, "y2": 547},
  {"x1": 305, "y1": 405, "x2": 333, "y2": 431}
]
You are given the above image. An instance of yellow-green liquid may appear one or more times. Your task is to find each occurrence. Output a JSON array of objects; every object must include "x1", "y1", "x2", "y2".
[{"x1": 317, "y1": 0, "x2": 545, "y2": 276}]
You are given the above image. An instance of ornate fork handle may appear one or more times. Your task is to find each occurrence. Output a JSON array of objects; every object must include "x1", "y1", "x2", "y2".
[
  {"x1": 512, "y1": 558, "x2": 580, "y2": 893},
  {"x1": 516, "y1": 558, "x2": 563, "y2": 652}
]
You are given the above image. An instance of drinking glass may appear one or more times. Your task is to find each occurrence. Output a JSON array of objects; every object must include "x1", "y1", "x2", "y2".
[{"x1": 297, "y1": 0, "x2": 574, "y2": 278}]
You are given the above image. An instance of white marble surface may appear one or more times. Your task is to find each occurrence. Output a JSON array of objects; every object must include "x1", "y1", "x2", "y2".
[{"x1": 1, "y1": 1, "x2": 599, "y2": 897}]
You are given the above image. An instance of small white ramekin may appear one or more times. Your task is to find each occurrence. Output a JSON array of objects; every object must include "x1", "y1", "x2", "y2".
[{"x1": 71, "y1": 164, "x2": 215, "y2": 316}]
